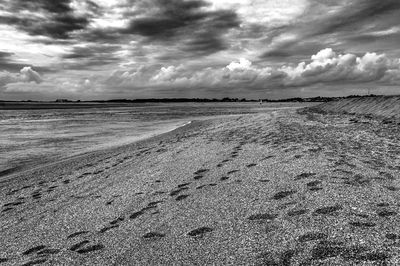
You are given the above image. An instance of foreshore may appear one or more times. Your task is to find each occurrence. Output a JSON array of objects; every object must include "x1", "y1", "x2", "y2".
[{"x1": 1, "y1": 106, "x2": 400, "y2": 265}]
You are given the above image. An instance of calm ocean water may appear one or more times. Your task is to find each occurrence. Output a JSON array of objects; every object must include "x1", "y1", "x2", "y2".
[{"x1": 0, "y1": 102, "x2": 281, "y2": 175}]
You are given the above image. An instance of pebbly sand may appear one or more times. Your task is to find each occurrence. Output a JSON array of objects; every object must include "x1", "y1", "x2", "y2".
[{"x1": 1, "y1": 106, "x2": 400, "y2": 265}]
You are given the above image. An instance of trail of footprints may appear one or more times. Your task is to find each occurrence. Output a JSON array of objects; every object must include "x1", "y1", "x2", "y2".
[
  {"x1": 0, "y1": 149, "x2": 158, "y2": 215},
  {"x1": 248, "y1": 170, "x2": 399, "y2": 264},
  {"x1": 3, "y1": 142, "x2": 399, "y2": 265},
  {"x1": 3, "y1": 145, "x2": 253, "y2": 264}
]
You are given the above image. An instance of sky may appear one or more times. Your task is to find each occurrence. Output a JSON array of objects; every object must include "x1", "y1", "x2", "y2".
[{"x1": 0, "y1": 0, "x2": 400, "y2": 100}]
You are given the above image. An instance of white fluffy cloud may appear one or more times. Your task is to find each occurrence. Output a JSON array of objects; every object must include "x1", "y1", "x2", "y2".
[
  {"x1": 279, "y1": 48, "x2": 400, "y2": 86},
  {"x1": 0, "y1": 66, "x2": 43, "y2": 90},
  {"x1": 98, "y1": 48, "x2": 400, "y2": 91},
  {"x1": 226, "y1": 58, "x2": 252, "y2": 71},
  {"x1": 20, "y1": 67, "x2": 43, "y2": 84}
]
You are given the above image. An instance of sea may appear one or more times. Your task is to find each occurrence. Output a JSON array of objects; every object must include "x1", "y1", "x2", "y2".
[{"x1": 0, "y1": 102, "x2": 301, "y2": 177}]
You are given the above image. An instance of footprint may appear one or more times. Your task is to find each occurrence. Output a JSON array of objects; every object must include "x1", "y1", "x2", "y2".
[
  {"x1": 67, "y1": 231, "x2": 89, "y2": 239},
  {"x1": 272, "y1": 190, "x2": 296, "y2": 200},
  {"x1": 99, "y1": 224, "x2": 119, "y2": 233},
  {"x1": 246, "y1": 163, "x2": 257, "y2": 168},
  {"x1": 194, "y1": 169, "x2": 209, "y2": 175},
  {"x1": 22, "y1": 245, "x2": 46, "y2": 255},
  {"x1": 32, "y1": 192, "x2": 41, "y2": 199},
  {"x1": 4, "y1": 201, "x2": 24, "y2": 207},
  {"x1": 307, "y1": 180, "x2": 321, "y2": 187},
  {"x1": 177, "y1": 183, "x2": 191, "y2": 188},
  {"x1": 2, "y1": 207, "x2": 13, "y2": 212},
  {"x1": 295, "y1": 172, "x2": 316, "y2": 180},
  {"x1": 70, "y1": 240, "x2": 89, "y2": 251},
  {"x1": 287, "y1": 209, "x2": 308, "y2": 216},
  {"x1": 196, "y1": 185, "x2": 206, "y2": 190},
  {"x1": 262, "y1": 155, "x2": 275, "y2": 160},
  {"x1": 142, "y1": 232, "x2": 166, "y2": 239},
  {"x1": 384, "y1": 186, "x2": 400, "y2": 191},
  {"x1": 148, "y1": 200, "x2": 163, "y2": 207},
  {"x1": 170, "y1": 187, "x2": 188, "y2": 196},
  {"x1": 37, "y1": 248, "x2": 60, "y2": 255},
  {"x1": 314, "y1": 205, "x2": 342, "y2": 215},
  {"x1": 110, "y1": 217, "x2": 124, "y2": 225},
  {"x1": 357, "y1": 251, "x2": 391, "y2": 262},
  {"x1": 311, "y1": 240, "x2": 344, "y2": 260},
  {"x1": 257, "y1": 250, "x2": 295, "y2": 265},
  {"x1": 352, "y1": 213, "x2": 369, "y2": 219},
  {"x1": 377, "y1": 210, "x2": 397, "y2": 217},
  {"x1": 129, "y1": 210, "x2": 144, "y2": 220},
  {"x1": 247, "y1": 213, "x2": 277, "y2": 221},
  {"x1": 176, "y1": 195, "x2": 189, "y2": 201},
  {"x1": 298, "y1": 232, "x2": 327, "y2": 242},
  {"x1": 21, "y1": 259, "x2": 47, "y2": 266},
  {"x1": 193, "y1": 175, "x2": 203, "y2": 180},
  {"x1": 377, "y1": 202, "x2": 390, "y2": 207},
  {"x1": 187, "y1": 227, "x2": 213, "y2": 237},
  {"x1": 385, "y1": 233, "x2": 398, "y2": 240},
  {"x1": 349, "y1": 221, "x2": 376, "y2": 227},
  {"x1": 220, "y1": 176, "x2": 229, "y2": 181},
  {"x1": 227, "y1": 170, "x2": 239, "y2": 175},
  {"x1": 76, "y1": 244, "x2": 104, "y2": 254}
]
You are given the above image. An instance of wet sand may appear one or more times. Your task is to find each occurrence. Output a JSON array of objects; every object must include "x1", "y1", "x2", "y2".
[{"x1": 1, "y1": 107, "x2": 400, "y2": 265}]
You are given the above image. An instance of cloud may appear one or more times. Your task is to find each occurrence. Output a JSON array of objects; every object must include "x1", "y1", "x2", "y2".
[
  {"x1": 261, "y1": 0, "x2": 400, "y2": 61},
  {"x1": 0, "y1": 67, "x2": 43, "y2": 90},
  {"x1": 0, "y1": 0, "x2": 96, "y2": 39},
  {"x1": 62, "y1": 44, "x2": 123, "y2": 69},
  {"x1": 20, "y1": 67, "x2": 43, "y2": 84},
  {"x1": 120, "y1": 0, "x2": 240, "y2": 56},
  {"x1": 226, "y1": 58, "x2": 252, "y2": 71},
  {"x1": 98, "y1": 48, "x2": 400, "y2": 93},
  {"x1": 279, "y1": 48, "x2": 400, "y2": 86}
]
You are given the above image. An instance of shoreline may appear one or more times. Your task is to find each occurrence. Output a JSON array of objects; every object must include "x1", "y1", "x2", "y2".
[{"x1": 0, "y1": 119, "x2": 198, "y2": 183}]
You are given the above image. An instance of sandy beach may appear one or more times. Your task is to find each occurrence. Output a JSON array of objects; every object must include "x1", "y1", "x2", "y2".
[{"x1": 1, "y1": 104, "x2": 400, "y2": 265}]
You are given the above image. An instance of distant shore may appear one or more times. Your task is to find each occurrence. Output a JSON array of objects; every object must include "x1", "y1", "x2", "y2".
[{"x1": 2, "y1": 94, "x2": 391, "y2": 110}]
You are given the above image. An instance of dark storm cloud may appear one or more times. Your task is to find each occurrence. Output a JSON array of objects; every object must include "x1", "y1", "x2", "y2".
[
  {"x1": 0, "y1": 0, "x2": 99, "y2": 39},
  {"x1": 308, "y1": 0, "x2": 400, "y2": 36},
  {"x1": 122, "y1": 0, "x2": 210, "y2": 37},
  {"x1": 121, "y1": 0, "x2": 240, "y2": 55},
  {"x1": 262, "y1": 40, "x2": 326, "y2": 61},
  {"x1": 0, "y1": 51, "x2": 21, "y2": 71},
  {"x1": 261, "y1": 0, "x2": 400, "y2": 60},
  {"x1": 79, "y1": 29, "x2": 123, "y2": 44},
  {"x1": 62, "y1": 44, "x2": 122, "y2": 69}
]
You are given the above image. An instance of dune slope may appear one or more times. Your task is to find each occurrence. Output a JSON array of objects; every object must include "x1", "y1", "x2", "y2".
[{"x1": 308, "y1": 95, "x2": 400, "y2": 118}]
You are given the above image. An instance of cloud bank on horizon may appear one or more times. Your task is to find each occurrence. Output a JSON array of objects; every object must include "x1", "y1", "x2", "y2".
[{"x1": 0, "y1": 0, "x2": 400, "y2": 100}]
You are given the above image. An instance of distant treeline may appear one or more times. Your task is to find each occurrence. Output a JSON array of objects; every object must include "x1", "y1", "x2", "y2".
[
  {"x1": 91, "y1": 97, "x2": 252, "y2": 103},
  {"x1": 0, "y1": 94, "x2": 387, "y2": 103},
  {"x1": 89, "y1": 94, "x2": 385, "y2": 103}
]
